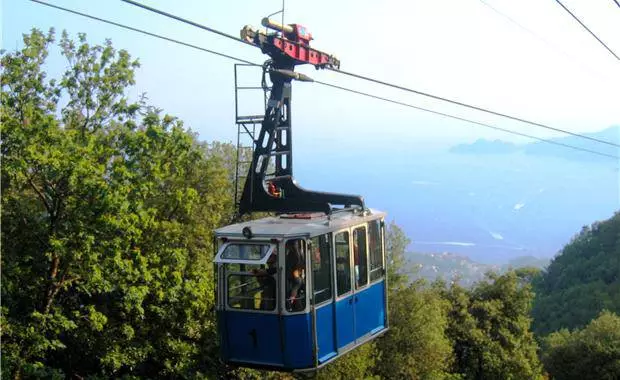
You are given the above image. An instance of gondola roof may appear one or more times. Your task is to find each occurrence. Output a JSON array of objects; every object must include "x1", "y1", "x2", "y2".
[{"x1": 215, "y1": 208, "x2": 386, "y2": 239}]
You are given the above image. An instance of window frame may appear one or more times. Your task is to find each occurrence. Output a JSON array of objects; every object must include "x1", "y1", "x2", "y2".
[
  {"x1": 284, "y1": 238, "x2": 308, "y2": 314},
  {"x1": 226, "y1": 271, "x2": 277, "y2": 312},
  {"x1": 214, "y1": 242, "x2": 276, "y2": 265},
  {"x1": 333, "y1": 229, "x2": 353, "y2": 300},
  {"x1": 368, "y1": 218, "x2": 385, "y2": 283},
  {"x1": 352, "y1": 224, "x2": 369, "y2": 290},
  {"x1": 310, "y1": 233, "x2": 333, "y2": 307}
]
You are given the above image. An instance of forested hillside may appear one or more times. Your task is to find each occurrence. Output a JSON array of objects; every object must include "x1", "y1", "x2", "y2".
[
  {"x1": 2, "y1": 29, "x2": 617, "y2": 380},
  {"x1": 541, "y1": 311, "x2": 620, "y2": 380},
  {"x1": 532, "y1": 211, "x2": 620, "y2": 335}
]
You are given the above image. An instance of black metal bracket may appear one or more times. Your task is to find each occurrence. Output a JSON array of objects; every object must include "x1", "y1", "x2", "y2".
[{"x1": 238, "y1": 58, "x2": 364, "y2": 216}]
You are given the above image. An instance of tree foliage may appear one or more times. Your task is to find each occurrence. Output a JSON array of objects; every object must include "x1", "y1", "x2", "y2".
[
  {"x1": 532, "y1": 211, "x2": 620, "y2": 335},
  {"x1": 1, "y1": 28, "x2": 234, "y2": 379},
  {"x1": 374, "y1": 280, "x2": 454, "y2": 380},
  {"x1": 441, "y1": 272, "x2": 543, "y2": 380},
  {"x1": 385, "y1": 220, "x2": 410, "y2": 290},
  {"x1": 316, "y1": 341, "x2": 379, "y2": 380},
  {"x1": 541, "y1": 310, "x2": 620, "y2": 380}
]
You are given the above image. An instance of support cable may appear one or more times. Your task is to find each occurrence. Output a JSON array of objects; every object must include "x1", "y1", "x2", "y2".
[
  {"x1": 478, "y1": 0, "x2": 615, "y2": 83},
  {"x1": 328, "y1": 67, "x2": 620, "y2": 148},
  {"x1": 29, "y1": 0, "x2": 620, "y2": 161},
  {"x1": 119, "y1": 0, "x2": 620, "y2": 149},
  {"x1": 314, "y1": 80, "x2": 619, "y2": 160},
  {"x1": 555, "y1": 0, "x2": 620, "y2": 60},
  {"x1": 121, "y1": 0, "x2": 254, "y2": 47},
  {"x1": 29, "y1": 0, "x2": 258, "y2": 65}
]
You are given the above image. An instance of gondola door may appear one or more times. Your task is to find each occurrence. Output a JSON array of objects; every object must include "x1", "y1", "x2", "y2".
[
  {"x1": 333, "y1": 229, "x2": 356, "y2": 351},
  {"x1": 352, "y1": 224, "x2": 381, "y2": 340},
  {"x1": 215, "y1": 241, "x2": 285, "y2": 367},
  {"x1": 311, "y1": 233, "x2": 337, "y2": 364}
]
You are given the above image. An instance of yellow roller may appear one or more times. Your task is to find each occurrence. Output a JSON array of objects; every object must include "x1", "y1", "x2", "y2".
[{"x1": 261, "y1": 17, "x2": 294, "y2": 34}]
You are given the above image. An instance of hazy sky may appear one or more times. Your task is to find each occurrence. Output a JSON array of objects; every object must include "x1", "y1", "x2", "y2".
[
  {"x1": 3, "y1": 0, "x2": 619, "y2": 150},
  {"x1": 3, "y1": 0, "x2": 619, "y2": 258}
]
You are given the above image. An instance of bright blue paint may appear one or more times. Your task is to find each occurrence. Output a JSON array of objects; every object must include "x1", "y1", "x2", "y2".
[
  {"x1": 220, "y1": 311, "x2": 284, "y2": 367},
  {"x1": 218, "y1": 310, "x2": 316, "y2": 369},
  {"x1": 355, "y1": 280, "x2": 386, "y2": 339},
  {"x1": 217, "y1": 282, "x2": 386, "y2": 370},
  {"x1": 282, "y1": 313, "x2": 314, "y2": 368},
  {"x1": 335, "y1": 293, "x2": 355, "y2": 350},
  {"x1": 315, "y1": 302, "x2": 337, "y2": 363}
]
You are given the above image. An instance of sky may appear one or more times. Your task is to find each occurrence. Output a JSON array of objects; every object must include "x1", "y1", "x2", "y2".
[
  {"x1": 3, "y1": 0, "x2": 619, "y2": 151},
  {"x1": 3, "y1": 0, "x2": 620, "y2": 259}
]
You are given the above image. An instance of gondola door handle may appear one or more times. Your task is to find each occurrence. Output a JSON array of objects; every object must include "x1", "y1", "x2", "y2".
[{"x1": 248, "y1": 328, "x2": 258, "y2": 349}]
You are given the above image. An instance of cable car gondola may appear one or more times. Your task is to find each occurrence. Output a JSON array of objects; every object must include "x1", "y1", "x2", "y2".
[
  {"x1": 214, "y1": 209, "x2": 388, "y2": 371},
  {"x1": 214, "y1": 18, "x2": 389, "y2": 372}
]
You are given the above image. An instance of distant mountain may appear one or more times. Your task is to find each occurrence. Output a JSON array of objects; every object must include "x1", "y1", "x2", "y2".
[
  {"x1": 450, "y1": 139, "x2": 519, "y2": 154},
  {"x1": 524, "y1": 125, "x2": 619, "y2": 162},
  {"x1": 405, "y1": 252, "x2": 549, "y2": 287},
  {"x1": 450, "y1": 125, "x2": 620, "y2": 162},
  {"x1": 504, "y1": 255, "x2": 550, "y2": 269}
]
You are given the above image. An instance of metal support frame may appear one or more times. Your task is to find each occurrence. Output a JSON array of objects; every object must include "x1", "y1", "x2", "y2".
[
  {"x1": 235, "y1": 28, "x2": 365, "y2": 217},
  {"x1": 237, "y1": 56, "x2": 364, "y2": 216},
  {"x1": 233, "y1": 64, "x2": 269, "y2": 213}
]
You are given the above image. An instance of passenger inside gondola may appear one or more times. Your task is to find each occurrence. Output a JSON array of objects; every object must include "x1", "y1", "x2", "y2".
[
  {"x1": 252, "y1": 253, "x2": 277, "y2": 310},
  {"x1": 285, "y1": 239, "x2": 306, "y2": 311}
]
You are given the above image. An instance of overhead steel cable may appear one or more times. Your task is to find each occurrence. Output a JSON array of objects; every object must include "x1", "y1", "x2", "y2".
[
  {"x1": 29, "y1": 0, "x2": 259, "y2": 66},
  {"x1": 29, "y1": 0, "x2": 619, "y2": 161},
  {"x1": 121, "y1": 0, "x2": 254, "y2": 47},
  {"x1": 328, "y1": 67, "x2": 620, "y2": 149},
  {"x1": 119, "y1": 0, "x2": 620, "y2": 149},
  {"x1": 477, "y1": 0, "x2": 614, "y2": 84},
  {"x1": 314, "y1": 81, "x2": 619, "y2": 160},
  {"x1": 555, "y1": 0, "x2": 620, "y2": 61}
]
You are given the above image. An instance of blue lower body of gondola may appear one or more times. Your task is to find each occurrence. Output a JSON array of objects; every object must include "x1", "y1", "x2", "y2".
[{"x1": 218, "y1": 279, "x2": 387, "y2": 372}]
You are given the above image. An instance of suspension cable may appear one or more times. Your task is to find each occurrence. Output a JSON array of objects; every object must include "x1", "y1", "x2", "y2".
[
  {"x1": 314, "y1": 80, "x2": 619, "y2": 160},
  {"x1": 29, "y1": 0, "x2": 619, "y2": 161},
  {"x1": 29, "y1": 0, "x2": 259, "y2": 66},
  {"x1": 329, "y1": 67, "x2": 620, "y2": 148},
  {"x1": 555, "y1": 0, "x2": 620, "y2": 61},
  {"x1": 119, "y1": 0, "x2": 620, "y2": 149},
  {"x1": 121, "y1": 0, "x2": 255, "y2": 47}
]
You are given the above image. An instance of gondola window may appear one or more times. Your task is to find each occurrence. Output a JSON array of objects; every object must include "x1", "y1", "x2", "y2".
[
  {"x1": 285, "y1": 239, "x2": 306, "y2": 312},
  {"x1": 227, "y1": 273, "x2": 275, "y2": 311},
  {"x1": 311, "y1": 234, "x2": 332, "y2": 304},
  {"x1": 353, "y1": 226, "x2": 368, "y2": 288},
  {"x1": 368, "y1": 220, "x2": 384, "y2": 282},
  {"x1": 335, "y1": 231, "x2": 352, "y2": 296}
]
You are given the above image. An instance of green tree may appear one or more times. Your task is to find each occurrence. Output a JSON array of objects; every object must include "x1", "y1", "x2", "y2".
[
  {"x1": 442, "y1": 271, "x2": 543, "y2": 380},
  {"x1": 374, "y1": 280, "x2": 454, "y2": 380},
  {"x1": 385, "y1": 220, "x2": 410, "y2": 290},
  {"x1": 541, "y1": 310, "x2": 620, "y2": 380},
  {"x1": 532, "y1": 212, "x2": 620, "y2": 335},
  {"x1": 316, "y1": 341, "x2": 378, "y2": 380},
  {"x1": 1, "y1": 29, "x2": 233, "y2": 378}
]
